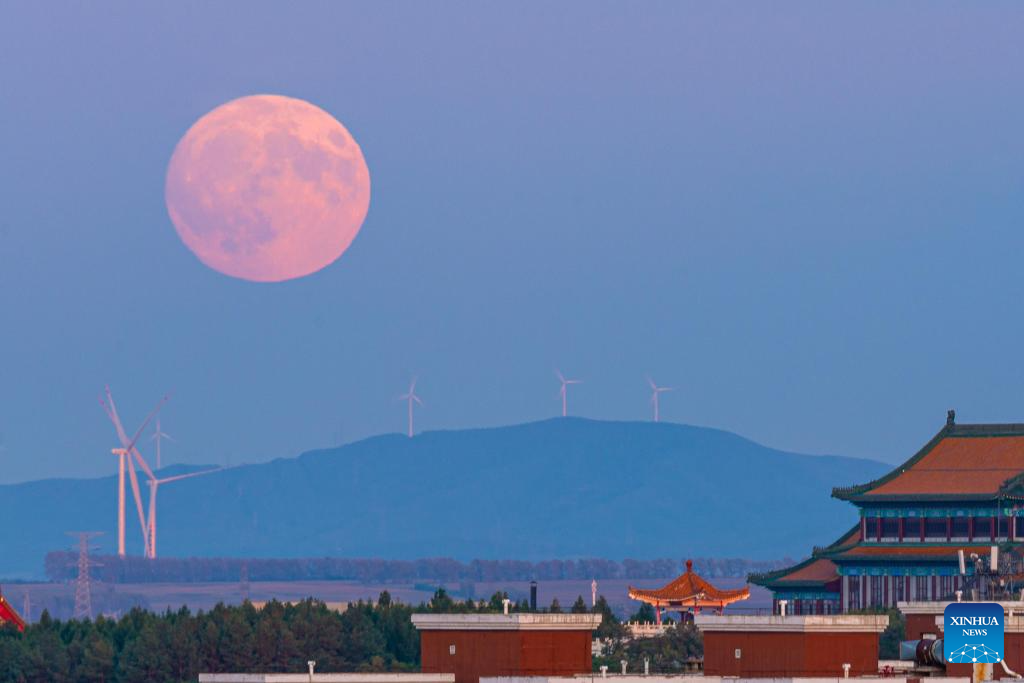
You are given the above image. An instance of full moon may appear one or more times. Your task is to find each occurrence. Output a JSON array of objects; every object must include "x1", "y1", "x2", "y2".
[{"x1": 165, "y1": 94, "x2": 370, "y2": 282}]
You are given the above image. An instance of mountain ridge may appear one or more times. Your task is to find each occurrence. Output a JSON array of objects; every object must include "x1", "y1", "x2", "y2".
[{"x1": 0, "y1": 417, "x2": 889, "y2": 578}]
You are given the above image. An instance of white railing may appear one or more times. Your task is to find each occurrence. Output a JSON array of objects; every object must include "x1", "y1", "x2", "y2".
[{"x1": 625, "y1": 621, "x2": 670, "y2": 638}]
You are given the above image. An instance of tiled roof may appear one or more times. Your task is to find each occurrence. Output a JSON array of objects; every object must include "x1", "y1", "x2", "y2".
[
  {"x1": 824, "y1": 544, "x2": 994, "y2": 562},
  {"x1": 749, "y1": 525, "x2": 858, "y2": 589},
  {"x1": 0, "y1": 595, "x2": 25, "y2": 632},
  {"x1": 834, "y1": 423, "x2": 1024, "y2": 502},
  {"x1": 629, "y1": 560, "x2": 750, "y2": 607},
  {"x1": 781, "y1": 558, "x2": 840, "y2": 582}
]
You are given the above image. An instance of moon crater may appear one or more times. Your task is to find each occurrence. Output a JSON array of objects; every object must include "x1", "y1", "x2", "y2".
[{"x1": 165, "y1": 94, "x2": 370, "y2": 282}]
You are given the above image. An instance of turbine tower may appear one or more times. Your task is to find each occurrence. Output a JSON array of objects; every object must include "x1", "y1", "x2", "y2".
[
  {"x1": 555, "y1": 369, "x2": 581, "y2": 417},
  {"x1": 151, "y1": 418, "x2": 174, "y2": 471},
  {"x1": 647, "y1": 376, "x2": 673, "y2": 422},
  {"x1": 144, "y1": 467, "x2": 221, "y2": 559},
  {"x1": 398, "y1": 376, "x2": 423, "y2": 438},
  {"x1": 100, "y1": 387, "x2": 167, "y2": 557}
]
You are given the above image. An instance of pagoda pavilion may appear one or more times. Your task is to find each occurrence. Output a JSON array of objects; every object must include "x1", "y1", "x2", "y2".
[
  {"x1": 751, "y1": 411, "x2": 1024, "y2": 614},
  {"x1": 629, "y1": 559, "x2": 750, "y2": 624}
]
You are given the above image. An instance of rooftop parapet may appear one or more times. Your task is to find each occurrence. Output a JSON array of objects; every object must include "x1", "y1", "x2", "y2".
[
  {"x1": 411, "y1": 613, "x2": 603, "y2": 631},
  {"x1": 695, "y1": 614, "x2": 890, "y2": 633}
]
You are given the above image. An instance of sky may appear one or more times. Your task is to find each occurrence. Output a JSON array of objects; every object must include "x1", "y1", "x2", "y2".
[{"x1": 1, "y1": 2, "x2": 1023, "y2": 483}]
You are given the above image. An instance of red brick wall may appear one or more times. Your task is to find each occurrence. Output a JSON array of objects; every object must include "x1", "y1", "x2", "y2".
[
  {"x1": 703, "y1": 631, "x2": 880, "y2": 677},
  {"x1": 420, "y1": 630, "x2": 592, "y2": 683},
  {"x1": 905, "y1": 613, "x2": 941, "y2": 641}
]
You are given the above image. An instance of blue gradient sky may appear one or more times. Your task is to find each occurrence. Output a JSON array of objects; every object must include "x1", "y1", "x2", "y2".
[{"x1": 1, "y1": 2, "x2": 1023, "y2": 483}]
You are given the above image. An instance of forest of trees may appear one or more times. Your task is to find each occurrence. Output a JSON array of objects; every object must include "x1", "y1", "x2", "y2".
[
  {"x1": 0, "y1": 589, "x2": 637, "y2": 683},
  {"x1": 43, "y1": 554, "x2": 792, "y2": 584}
]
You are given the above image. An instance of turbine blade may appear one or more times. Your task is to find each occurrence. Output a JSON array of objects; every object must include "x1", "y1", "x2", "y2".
[
  {"x1": 157, "y1": 467, "x2": 221, "y2": 485},
  {"x1": 126, "y1": 395, "x2": 170, "y2": 454},
  {"x1": 104, "y1": 388, "x2": 132, "y2": 447},
  {"x1": 131, "y1": 446, "x2": 157, "y2": 483},
  {"x1": 125, "y1": 456, "x2": 149, "y2": 547}
]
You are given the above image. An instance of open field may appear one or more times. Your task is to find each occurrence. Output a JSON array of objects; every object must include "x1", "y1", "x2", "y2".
[{"x1": 2, "y1": 577, "x2": 771, "y2": 622}]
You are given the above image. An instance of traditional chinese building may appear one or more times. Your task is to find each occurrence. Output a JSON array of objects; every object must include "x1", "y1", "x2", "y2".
[
  {"x1": 0, "y1": 588, "x2": 25, "y2": 632},
  {"x1": 752, "y1": 412, "x2": 1024, "y2": 614},
  {"x1": 628, "y1": 559, "x2": 750, "y2": 624}
]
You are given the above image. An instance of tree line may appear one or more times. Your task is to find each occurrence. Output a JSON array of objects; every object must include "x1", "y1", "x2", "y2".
[
  {"x1": 0, "y1": 589, "x2": 631, "y2": 683},
  {"x1": 44, "y1": 554, "x2": 791, "y2": 584}
]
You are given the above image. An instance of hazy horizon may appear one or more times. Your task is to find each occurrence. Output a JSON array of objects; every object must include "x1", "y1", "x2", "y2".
[
  {"x1": 2, "y1": 415, "x2": 893, "y2": 486},
  {"x1": 3, "y1": 2, "x2": 1024, "y2": 483}
]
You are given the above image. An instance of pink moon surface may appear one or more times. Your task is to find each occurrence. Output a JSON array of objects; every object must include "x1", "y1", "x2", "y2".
[{"x1": 165, "y1": 95, "x2": 370, "y2": 282}]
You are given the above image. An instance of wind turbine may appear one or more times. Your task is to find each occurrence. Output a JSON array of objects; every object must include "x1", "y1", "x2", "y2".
[
  {"x1": 150, "y1": 418, "x2": 174, "y2": 471},
  {"x1": 398, "y1": 376, "x2": 423, "y2": 438},
  {"x1": 555, "y1": 369, "x2": 582, "y2": 417},
  {"x1": 144, "y1": 467, "x2": 220, "y2": 559},
  {"x1": 100, "y1": 387, "x2": 167, "y2": 557},
  {"x1": 647, "y1": 376, "x2": 673, "y2": 422}
]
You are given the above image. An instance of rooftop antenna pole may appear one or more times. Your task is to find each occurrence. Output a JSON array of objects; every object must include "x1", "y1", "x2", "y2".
[
  {"x1": 67, "y1": 531, "x2": 103, "y2": 620},
  {"x1": 646, "y1": 376, "x2": 673, "y2": 423},
  {"x1": 556, "y1": 369, "x2": 581, "y2": 418},
  {"x1": 398, "y1": 376, "x2": 423, "y2": 438}
]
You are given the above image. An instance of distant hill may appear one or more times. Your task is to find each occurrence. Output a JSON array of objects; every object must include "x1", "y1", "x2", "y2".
[{"x1": 0, "y1": 418, "x2": 889, "y2": 578}]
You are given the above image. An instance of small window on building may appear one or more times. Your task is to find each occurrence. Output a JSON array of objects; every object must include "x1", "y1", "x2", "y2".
[
  {"x1": 999, "y1": 517, "x2": 1011, "y2": 538},
  {"x1": 847, "y1": 580, "x2": 861, "y2": 610},
  {"x1": 925, "y1": 518, "x2": 947, "y2": 539},
  {"x1": 951, "y1": 517, "x2": 969, "y2": 538},
  {"x1": 904, "y1": 518, "x2": 922, "y2": 538},
  {"x1": 870, "y1": 576, "x2": 883, "y2": 606},
  {"x1": 893, "y1": 576, "x2": 906, "y2": 603},
  {"x1": 973, "y1": 517, "x2": 993, "y2": 539},
  {"x1": 865, "y1": 517, "x2": 879, "y2": 539},
  {"x1": 882, "y1": 518, "x2": 899, "y2": 538}
]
